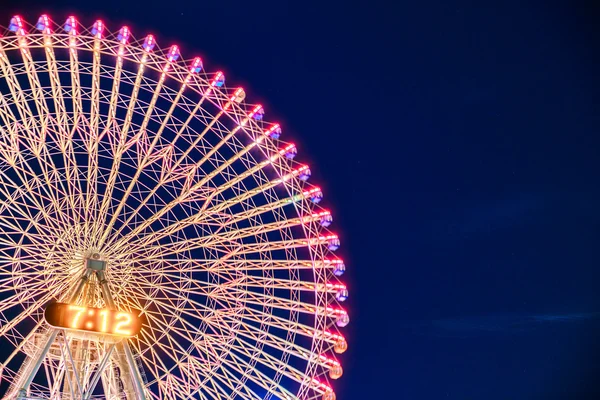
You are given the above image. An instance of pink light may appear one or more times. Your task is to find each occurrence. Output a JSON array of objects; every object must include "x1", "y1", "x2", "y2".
[
  {"x1": 211, "y1": 71, "x2": 225, "y2": 87},
  {"x1": 167, "y1": 45, "x2": 180, "y2": 62},
  {"x1": 230, "y1": 88, "x2": 245, "y2": 101},
  {"x1": 36, "y1": 15, "x2": 51, "y2": 34},
  {"x1": 311, "y1": 379, "x2": 333, "y2": 392},
  {"x1": 323, "y1": 331, "x2": 345, "y2": 341},
  {"x1": 318, "y1": 355, "x2": 340, "y2": 366},
  {"x1": 248, "y1": 104, "x2": 263, "y2": 119},
  {"x1": 190, "y1": 57, "x2": 203, "y2": 73},
  {"x1": 117, "y1": 26, "x2": 130, "y2": 44},
  {"x1": 91, "y1": 20, "x2": 104, "y2": 39},
  {"x1": 161, "y1": 46, "x2": 180, "y2": 72},
  {"x1": 264, "y1": 123, "x2": 281, "y2": 139},
  {"x1": 280, "y1": 143, "x2": 297, "y2": 159},
  {"x1": 221, "y1": 87, "x2": 245, "y2": 111},
  {"x1": 303, "y1": 187, "x2": 321, "y2": 196},
  {"x1": 287, "y1": 165, "x2": 310, "y2": 183},
  {"x1": 282, "y1": 143, "x2": 295, "y2": 152},
  {"x1": 325, "y1": 283, "x2": 346, "y2": 290},
  {"x1": 326, "y1": 306, "x2": 347, "y2": 316},
  {"x1": 252, "y1": 105, "x2": 265, "y2": 120},
  {"x1": 143, "y1": 34, "x2": 155, "y2": 52},
  {"x1": 65, "y1": 16, "x2": 77, "y2": 36},
  {"x1": 302, "y1": 187, "x2": 323, "y2": 203},
  {"x1": 325, "y1": 258, "x2": 345, "y2": 277},
  {"x1": 9, "y1": 15, "x2": 26, "y2": 36}
]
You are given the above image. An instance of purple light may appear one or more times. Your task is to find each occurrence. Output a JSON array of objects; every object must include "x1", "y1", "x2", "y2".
[
  {"x1": 167, "y1": 45, "x2": 180, "y2": 62},
  {"x1": 91, "y1": 20, "x2": 104, "y2": 39},
  {"x1": 117, "y1": 26, "x2": 130, "y2": 44},
  {"x1": 252, "y1": 106, "x2": 265, "y2": 121},
  {"x1": 36, "y1": 15, "x2": 51, "y2": 34},
  {"x1": 190, "y1": 57, "x2": 203, "y2": 73},
  {"x1": 142, "y1": 35, "x2": 156, "y2": 52},
  {"x1": 212, "y1": 71, "x2": 225, "y2": 87},
  {"x1": 283, "y1": 144, "x2": 297, "y2": 159},
  {"x1": 64, "y1": 16, "x2": 77, "y2": 35},
  {"x1": 298, "y1": 166, "x2": 311, "y2": 181},
  {"x1": 9, "y1": 16, "x2": 25, "y2": 35}
]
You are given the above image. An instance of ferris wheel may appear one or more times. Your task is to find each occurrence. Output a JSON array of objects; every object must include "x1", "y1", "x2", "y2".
[{"x1": 0, "y1": 14, "x2": 349, "y2": 400}]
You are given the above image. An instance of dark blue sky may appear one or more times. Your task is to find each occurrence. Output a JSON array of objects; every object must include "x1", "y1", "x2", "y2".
[{"x1": 3, "y1": 1, "x2": 600, "y2": 399}]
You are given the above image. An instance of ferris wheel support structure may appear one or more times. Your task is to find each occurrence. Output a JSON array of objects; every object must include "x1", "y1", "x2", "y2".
[{"x1": 11, "y1": 259, "x2": 147, "y2": 400}]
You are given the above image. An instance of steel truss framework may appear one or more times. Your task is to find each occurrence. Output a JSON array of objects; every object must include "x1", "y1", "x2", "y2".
[{"x1": 0, "y1": 15, "x2": 348, "y2": 400}]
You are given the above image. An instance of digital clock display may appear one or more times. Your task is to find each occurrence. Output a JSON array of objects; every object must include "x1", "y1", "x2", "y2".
[{"x1": 44, "y1": 302, "x2": 142, "y2": 337}]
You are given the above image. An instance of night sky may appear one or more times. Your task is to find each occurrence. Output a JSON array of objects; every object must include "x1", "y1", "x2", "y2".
[{"x1": 2, "y1": 1, "x2": 600, "y2": 399}]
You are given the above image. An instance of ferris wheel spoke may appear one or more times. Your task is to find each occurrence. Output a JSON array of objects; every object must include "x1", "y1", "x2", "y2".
[
  {"x1": 102, "y1": 102, "x2": 232, "y2": 252},
  {"x1": 18, "y1": 35, "x2": 52, "y2": 149},
  {"x1": 110, "y1": 161, "x2": 306, "y2": 255},
  {"x1": 94, "y1": 47, "x2": 150, "y2": 251},
  {"x1": 116, "y1": 279, "x2": 207, "y2": 326},
  {"x1": 136, "y1": 233, "x2": 330, "y2": 260},
  {"x1": 0, "y1": 201, "x2": 65, "y2": 252},
  {"x1": 68, "y1": 37, "x2": 83, "y2": 127},
  {"x1": 202, "y1": 364, "x2": 267, "y2": 400},
  {"x1": 46, "y1": 122, "x2": 84, "y2": 226},
  {"x1": 0, "y1": 320, "x2": 47, "y2": 371},
  {"x1": 43, "y1": 32, "x2": 70, "y2": 135},
  {"x1": 133, "y1": 212, "x2": 323, "y2": 256},
  {"x1": 91, "y1": 42, "x2": 125, "y2": 244},
  {"x1": 0, "y1": 265, "x2": 48, "y2": 286},
  {"x1": 228, "y1": 275, "x2": 339, "y2": 296},
  {"x1": 0, "y1": 135, "x2": 66, "y2": 240},
  {"x1": 97, "y1": 53, "x2": 194, "y2": 250},
  {"x1": 38, "y1": 149, "x2": 80, "y2": 227},
  {"x1": 227, "y1": 339, "x2": 312, "y2": 397},
  {"x1": 209, "y1": 288, "x2": 328, "y2": 318},
  {"x1": 202, "y1": 374, "x2": 246, "y2": 400},
  {"x1": 110, "y1": 191, "x2": 302, "y2": 258},
  {"x1": 101, "y1": 41, "x2": 124, "y2": 141},
  {"x1": 10, "y1": 41, "x2": 77, "y2": 231},
  {"x1": 0, "y1": 47, "x2": 43, "y2": 142},
  {"x1": 0, "y1": 274, "x2": 48, "y2": 300},
  {"x1": 135, "y1": 331, "x2": 173, "y2": 376},
  {"x1": 102, "y1": 87, "x2": 261, "y2": 252},
  {"x1": 1, "y1": 145, "x2": 69, "y2": 233},
  {"x1": 0, "y1": 158, "x2": 74, "y2": 240},
  {"x1": 136, "y1": 326, "x2": 198, "y2": 377},
  {"x1": 122, "y1": 279, "x2": 233, "y2": 326},
  {"x1": 117, "y1": 258, "x2": 334, "y2": 275},
  {"x1": 96, "y1": 92, "x2": 214, "y2": 252},
  {"x1": 212, "y1": 339, "x2": 299, "y2": 400},
  {"x1": 174, "y1": 349, "x2": 250, "y2": 400},
  {"x1": 133, "y1": 299, "x2": 242, "y2": 357},
  {"x1": 0, "y1": 101, "x2": 20, "y2": 165},
  {"x1": 61, "y1": 34, "x2": 90, "y2": 227},
  {"x1": 229, "y1": 308, "x2": 335, "y2": 346},
  {"x1": 233, "y1": 318, "x2": 336, "y2": 374},
  {"x1": 80, "y1": 35, "x2": 103, "y2": 237},
  {"x1": 0, "y1": 282, "x2": 69, "y2": 340},
  {"x1": 193, "y1": 175, "x2": 306, "y2": 223}
]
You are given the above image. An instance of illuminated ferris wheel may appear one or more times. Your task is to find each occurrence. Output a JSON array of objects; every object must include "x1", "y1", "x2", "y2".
[{"x1": 0, "y1": 14, "x2": 349, "y2": 400}]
